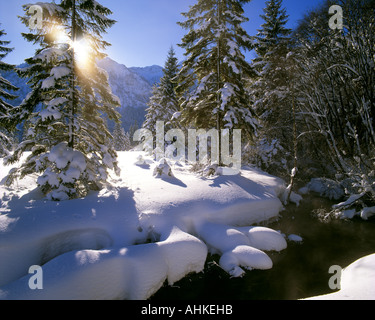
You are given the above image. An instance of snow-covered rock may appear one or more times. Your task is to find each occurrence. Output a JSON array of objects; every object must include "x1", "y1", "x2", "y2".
[
  {"x1": 302, "y1": 178, "x2": 345, "y2": 201},
  {"x1": 220, "y1": 246, "x2": 272, "y2": 277},
  {"x1": 287, "y1": 234, "x2": 303, "y2": 243},
  {"x1": 196, "y1": 222, "x2": 286, "y2": 277},
  {"x1": 360, "y1": 206, "x2": 375, "y2": 220}
]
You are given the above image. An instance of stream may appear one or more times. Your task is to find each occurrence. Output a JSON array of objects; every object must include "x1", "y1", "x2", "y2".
[{"x1": 151, "y1": 195, "x2": 375, "y2": 300}]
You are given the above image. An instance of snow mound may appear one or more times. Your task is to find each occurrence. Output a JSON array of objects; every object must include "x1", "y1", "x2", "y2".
[
  {"x1": 304, "y1": 253, "x2": 375, "y2": 300},
  {"x1": 159, "y1": 226, "x2": 207, "y2": 285},
  {"x1": 202, "y1": 163, "x2": 240, "y2": 177},
  {"x1": 287, "y1": 234, "x2": 303, "y2": 243},
  {"x1": 134, "y1": 154, "x2": 153, "y2": 167},
  {"x1": 0, "y1": 227, "x2": 207, "y2": 300},
  {"x1": 196, "y1": 222, "x2": 286, "y2": 277},
  {"x1": 239, "y1": 226, "x2": 288, "y2": 251},
  {"x1": 220, "y1": 246, "x2": 273, "y2": 277}
]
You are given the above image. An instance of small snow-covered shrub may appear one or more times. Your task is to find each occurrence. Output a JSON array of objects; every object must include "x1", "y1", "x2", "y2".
[
  {"x1": 244, "y1": 138, "x2": 289, "y2": 174},
  {"x1": 304, "y1": 178, "x2": 345, "y2": 201},
  {"x1": 36, "y1": 143, "x2": 88, "y2": 201},
  {"x1": 189, "y1": 161, "x2": 206, "y2": 174},
  {"x1": 24, "y1": 142, "x2": 120, "y2": 201},
  {"x1": 153, "y1": 159, "x2": 174, "y2": 178},
  {"x1": 203, "y1": 164, "x2": 219, "y2": 176},
  {"x1": 135, "y1": 154, "x2": 146, "y2": 166},
  {"x1": 309, "y1": 175, "x2": 375, "y2": 221}
]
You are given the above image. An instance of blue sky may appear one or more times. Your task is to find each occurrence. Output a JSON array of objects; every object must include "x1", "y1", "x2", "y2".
[{"x1": 0, "y1": 0, "x2": 324, "y2": 67}]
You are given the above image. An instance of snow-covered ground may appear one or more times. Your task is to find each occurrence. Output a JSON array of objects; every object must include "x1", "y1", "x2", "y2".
[
  {"x1": 0, "y1": 151, "x2": 373, "y2": 300},
  {"x1": 303, "y1": 253, "x2": 375, "y2": 300},
  {"x1": 0, "y1": 151, "x2": 289, "y2": 299}
]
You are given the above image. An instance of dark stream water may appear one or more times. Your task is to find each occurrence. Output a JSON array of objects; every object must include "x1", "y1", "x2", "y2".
[{"x1": 151, "y1": 195, "x2": 375, "y2": 300}]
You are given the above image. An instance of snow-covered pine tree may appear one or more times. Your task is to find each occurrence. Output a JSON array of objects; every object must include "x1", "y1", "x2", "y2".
[
  {"x1": 143, "y1": 84, "x2": 163, "y2": 136},
  {"x1": 112, "y1": 122, "x2": 131, "y2": 151},
  {"x1": 253, "y1": 0, "x2": 291, "y2": 62},
  {"x1": 248, "y1": 0, "x2": 294, "y2": 174},
  {"x1": 251, "y1": 0, "x2": 292, "y2": 117},
  {"x1": 159, "y1": 47, "x2": 180, "y2": 128},
  {"x1": 4, "y1": 1, "x2": 121, "y2": 201},
  {"x1": 0, "y1": 25, "x2": 19, "y2": 157},
  {"x1": 124, "y1": 131, "x2": 132, "y2": 151},
  {"x1": 177, "y1": 0, "x2": 258, "y2": 138},
  {"x1": 143, "y1": 46, "x2": 180, "y2": 135}
]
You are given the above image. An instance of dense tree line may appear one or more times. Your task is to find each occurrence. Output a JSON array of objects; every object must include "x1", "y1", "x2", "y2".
[
  {"x1": 1, "y1": 0, "x2": 375, "y2": 210},
  {"x1": 293, "y1": 0, "x2": 375, "y2": 212},
  {"x1": 0, "y1": 25, "x2": 19, "y2": 157},
  {"x1": 143, "y1": 0, "x2": 375, "y2": 211}
]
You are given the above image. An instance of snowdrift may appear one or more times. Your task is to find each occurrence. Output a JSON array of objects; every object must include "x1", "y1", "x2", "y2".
[
  {"x1": 0, "y1": 151, "x2": 288, "y2": 300},
  {"x1": 304, "y1": 253, "x2": 375, "y2": 300}
]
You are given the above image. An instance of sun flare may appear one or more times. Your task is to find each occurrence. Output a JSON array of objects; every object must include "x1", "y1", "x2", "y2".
[
  {"x1": 71, "y1": 38, "x2": 92, "y2": 68},
  {"x1": 48, "y1": 23, "x2": 93, "y2": 68},
  {"x1": 49, "y1": 24, "x2": 70, "y2": 45}
]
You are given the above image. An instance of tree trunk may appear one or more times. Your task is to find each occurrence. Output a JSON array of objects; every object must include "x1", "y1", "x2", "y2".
[
  {"x1": 217, "y1": 0, "x2": 222, "y2": 165},
  {"x1": 69, "y1": 0, "x2": 76, "y2": 149}
]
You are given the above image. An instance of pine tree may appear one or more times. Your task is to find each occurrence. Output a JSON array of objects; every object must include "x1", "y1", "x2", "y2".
[
  {"x1": 0, "y1": 25, "x2": 19, "y2": 157},
  {"x1": 253, "y1": 0, "x2": 291, "y2": 60},
  {"x1": 4, "y1": 1, "x2": 121, "y2": 201},
  {"x1": 159, "y1": 46, "x2": 180, "y2": 128},
  {"x1": 251, "y1": 0, "x2": 292, "y2": 115},
  {"x1": 177, "y1": 0, "x2": 258, "y2": 138},
  {"x1": 143, "y1": 46, "x2": 180, "y2": 135},
  {"x1": 124, "y1": 131, "x2": 132, "y2": 151},
  {"x1": 112, "y1": 122, "x2": 131, "y2": 151},
  {"x1": 248, "y1": 0, "x2": 294, "y2": 174},
  {"x1": 143, "y1": 83, "x2": 163, "y2": 136},
  {"x1": 128, "y1": 120, "x2": 138, "y2": 143}
]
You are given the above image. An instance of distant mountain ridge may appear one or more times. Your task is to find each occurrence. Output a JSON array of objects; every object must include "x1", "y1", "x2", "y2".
[
  {"x1": 97, "y1": 58, "x2": 157, "y2": 111},
  {"x1": 129, "y1": 65, "x2": 164, "y2": 86},
  {"x1": 97, "y1": 57, "x2": 163, "y2": 132},
  {"x1": 1, "y1": 58, "x2": 164, "y2": 133}
]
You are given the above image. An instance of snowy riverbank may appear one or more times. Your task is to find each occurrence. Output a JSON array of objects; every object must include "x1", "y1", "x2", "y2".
[
  {"x1": 0, "y1": 151, "x2": 373, "y2": 300},
  {"x1": 303, "y1": 253, "x2": 375, "y2": 300},
  {"x1": 0, "y1": 151, "x2": 290, "y2": 299}
]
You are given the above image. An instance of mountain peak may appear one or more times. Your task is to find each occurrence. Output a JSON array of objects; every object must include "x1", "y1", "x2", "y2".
[
  {"x1": 97, "y1": 57, "x2": 157, "y2": 111},
  {"x1": 98, "y1": 57, "x2": 132, "y2": 78},
  {"x1": 129, "y1": 65, "x2": 164, "y2": 86}
]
